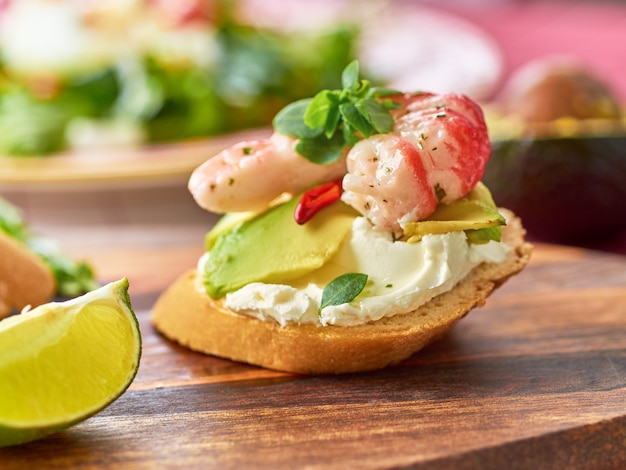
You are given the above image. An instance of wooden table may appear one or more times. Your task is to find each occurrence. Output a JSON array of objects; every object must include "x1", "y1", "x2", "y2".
[
  {"x1": 2, "y1": 2, "x2": 626, "y2": 465},
  {"x1": 1, "y1": 183, "x2": 625, "y2": 469}
]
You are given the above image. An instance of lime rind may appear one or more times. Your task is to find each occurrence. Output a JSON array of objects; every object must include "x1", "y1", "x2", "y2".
[{"x1": 0, "y1": 278, "x2": 141, "y2": 447}]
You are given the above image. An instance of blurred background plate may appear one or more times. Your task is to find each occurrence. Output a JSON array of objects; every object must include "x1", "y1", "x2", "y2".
[
  {"x1": 0, "y1": 128, "x2": 269, "y2": 192},
  {"x1": 0, "y1": 3, "x2": 502, "y2": 191}
]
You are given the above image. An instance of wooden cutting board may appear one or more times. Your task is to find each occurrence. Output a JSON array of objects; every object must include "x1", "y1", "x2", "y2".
[{"x1": 1, "y1": 243, "x2": 625, "y2": 469}]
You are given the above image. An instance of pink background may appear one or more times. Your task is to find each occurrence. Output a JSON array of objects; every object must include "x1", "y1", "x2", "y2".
[{"x1": 422, "y1": 0, "x2": 626, "y2": 101}]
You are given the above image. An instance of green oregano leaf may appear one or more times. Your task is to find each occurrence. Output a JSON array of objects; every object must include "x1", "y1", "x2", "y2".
[
  {"x1": 272, "y1": 60, "x2": 400, "y2": 164},
  {"x1": 319, "y1": 272, "x2": 368, "y2": 315},
  {"x1": 356, "y1": 99, "x2": 395, "y2": 133},
  {"x1": 368, "y1": 87, "x2": 403, "y2": 99},
  {"x1": 342, "y1": 121, "x2": 360, "y2": 146},
  {"x1": 305, "y1": 90, "x2": 338, "y2": 130},
  {"x1": 273, "y1": 99, "x2": 321, "y2": 139},
  {"x1": 294, "y1": 132, "x2": 343, "y2": 164},
  {"x1": 324, "y1": 105, "x2": 341, "y2": 139},
  {"x1": 341, "y1": 60, "x2": 360, "y2": 91},
  {"x1": 295, "y1": 140, "x2": 342, "y2": 165},
  {"x1": 340, "y1": 101, "x2": 375, "y2": 139}
]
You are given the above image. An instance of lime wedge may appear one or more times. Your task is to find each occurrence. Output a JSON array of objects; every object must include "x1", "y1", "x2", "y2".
[{"x1": 0, "y1": 278, "x2": 141, "y2": 447}]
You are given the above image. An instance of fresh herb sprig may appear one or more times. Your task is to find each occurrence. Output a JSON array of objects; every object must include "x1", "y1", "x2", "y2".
[
  {"x1": 319, "y1": 272, "x2": 368, "y2": 315},
  {"x1": 273, "y1": 61, "x2": 400, "y2": 164}
]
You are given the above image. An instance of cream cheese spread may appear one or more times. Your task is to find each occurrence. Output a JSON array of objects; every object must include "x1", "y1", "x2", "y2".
[{"x1": 201, "y1": 216, "x2": 510, "y2": 327}]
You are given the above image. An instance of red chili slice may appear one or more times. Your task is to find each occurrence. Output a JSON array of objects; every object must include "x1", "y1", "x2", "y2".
[{"x1": 294, "y1": 178, "x2": 343, "y2": 225}]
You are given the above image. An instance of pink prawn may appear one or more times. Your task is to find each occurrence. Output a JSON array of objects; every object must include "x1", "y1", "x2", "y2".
[
  {"x1": 188, "y1": 132, "x2": 347, "y2": 213},
  {"x1": 341, "y1": 92, "x2": 491, "y2": 235},
  {"x1": 189, "y1": 92, "x2": 490, "y2": 234}
]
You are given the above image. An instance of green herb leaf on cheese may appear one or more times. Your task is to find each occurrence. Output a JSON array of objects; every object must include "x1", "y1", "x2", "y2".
[{"x1": 319, "y1": 272, "x2": 368, "y2": 315}]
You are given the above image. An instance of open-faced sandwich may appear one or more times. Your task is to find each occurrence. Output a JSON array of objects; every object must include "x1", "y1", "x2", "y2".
[
  {"x1": 152, "y1": 61, "x2": 532, "y2": 374},
  {"x1": 0, "y1": 198, "x2": 99, "y2": 318}
]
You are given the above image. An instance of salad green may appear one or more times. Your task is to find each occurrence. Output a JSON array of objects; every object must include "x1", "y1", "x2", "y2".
[{"x1": 0, "y1": 3, "x2": 359, "y2": 157}]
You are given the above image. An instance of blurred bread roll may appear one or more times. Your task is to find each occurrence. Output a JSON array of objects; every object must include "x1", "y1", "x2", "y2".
[{"x1": 0, "y1": 231, "x2": 55, "y2": 319}]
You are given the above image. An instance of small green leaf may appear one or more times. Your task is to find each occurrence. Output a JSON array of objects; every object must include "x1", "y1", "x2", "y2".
[
  {"x1": 379, "y1": 98, "x2": 403, "y2": 111},
  {"x1": 273, "y1": 99, "x2": 321, "y2": 139},
  {"x1": 304, "y1": 90, "x2": 338, "y2": 130},
  {"x1": 319, "y1": 272, "x2": 368, "y2": 313},
  {"x1": 295, "y1": 135, "x2": 344, "y2": 164},
  {"x1": 354, "y1": 78, "x2": 371, "y2": 98},
  {"x1": 341, "y1": 60, "x2": 360, "y2": 91},
  {"x1": 340, "y1": 102, "x2": 375, "y2": 138},
  {"x1": 355, "y1": 99, "x2": 395, "y2": 134},
  {"x1": 368, "y1": 87, "x2": 403, "y2": 100},
  {"x1": 342, "y1": 121, "x2": 361, "y2": 146},
  {"x1": 324, "y1": 105, "x2": 341, "y2": 139}
]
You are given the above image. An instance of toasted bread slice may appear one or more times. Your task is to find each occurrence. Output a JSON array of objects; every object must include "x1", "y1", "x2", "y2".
[
  {"x1": 0, "y1": 231, "x2": 56, "y2": 319},
  {"x1": 152, "y1": 210, "x2": 532, "y2": 374}
]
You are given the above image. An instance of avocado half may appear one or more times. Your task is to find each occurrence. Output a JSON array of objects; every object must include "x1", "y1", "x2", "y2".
[
  {"x1": 483, "y1": 59, "x2": 626, "y2": 244},
  {"x1": 483, "y1": 132, "x2": 626, "y2": 243}
]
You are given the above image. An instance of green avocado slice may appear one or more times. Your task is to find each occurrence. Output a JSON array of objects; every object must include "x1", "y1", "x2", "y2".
[
  {"x1": 204, "y1": 182, "x2": 505, "y2": 299},
  {"x1": 203, "y1": 197, "x2": 357, "y2": 299},
  {"x1": 205, "y1": 211, "x2": 258, "y2": 252},
  {"x1": 403, "y1": 182, "x2": 506, "y2": 243}
]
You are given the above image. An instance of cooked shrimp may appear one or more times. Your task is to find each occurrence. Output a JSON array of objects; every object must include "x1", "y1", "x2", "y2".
[
  {"x1": 188, "y1": 132, "x2": 347, "y2": 213},
  {"x1": 341, "y1": 92, "x2": 490, "y2": 235},
  {"x1": 190, "y1": 92, "x2": 489, "y2": 230}
]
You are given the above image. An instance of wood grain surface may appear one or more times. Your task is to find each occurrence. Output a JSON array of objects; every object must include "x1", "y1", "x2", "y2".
[
  {"x1": 3, "y1": 1, "x2": 626, "y2": 466},
  {"x1": 1, "y1": 242, "x2": 625, "y2": 469}
]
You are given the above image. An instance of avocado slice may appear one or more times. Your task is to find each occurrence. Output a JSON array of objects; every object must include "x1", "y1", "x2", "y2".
[
  {"x1": 205, "y1": 211, "x2": 258, "y2": 251},
  {"x1": 204, "y1": 183, "x2": 506, "y2": 299},
  {"x1": 403, "y1": 183, "x2": 506, "y2": 243},
  {"x1": 204, "y1": 197, "x2": 357, "y2": 299}
]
